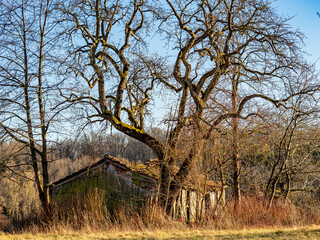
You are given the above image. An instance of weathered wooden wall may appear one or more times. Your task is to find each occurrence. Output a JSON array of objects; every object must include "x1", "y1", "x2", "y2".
[
  {"x1": 50, "y1": 161, "x2": 224, "y2": 221},
  {"x1": 172, "y1": 189, "x2": 225, "y2": 222}
]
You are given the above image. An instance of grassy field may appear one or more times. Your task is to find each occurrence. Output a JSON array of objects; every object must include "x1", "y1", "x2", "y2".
[{"x1": 1, "y1": 226, "x2": 320, "y2": 240}]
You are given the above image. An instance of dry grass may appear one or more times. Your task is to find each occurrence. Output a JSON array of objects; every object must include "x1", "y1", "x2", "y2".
[
  {"x1": 1, "y1": 225, "x2": 320, "y2": 239},
  {"x1": 209, "y1": 196, "x2": 320, "y2": 229},
  {"x1": 2, "y1": 194, "x2": 320, "y2": 238},
  {"x1": 7, "y1": 191, "x2": 184, "y2": 234}
]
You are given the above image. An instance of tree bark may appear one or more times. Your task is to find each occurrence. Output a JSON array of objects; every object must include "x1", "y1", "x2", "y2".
[{"x1": 232, "y1": 74, "x2": 240, "y2": 208}]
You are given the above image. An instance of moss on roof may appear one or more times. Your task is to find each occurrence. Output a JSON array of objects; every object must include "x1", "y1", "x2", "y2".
[
  {"x1": 50, "y1": 154, "x2": 223, "y2": 192},
  {"x1": 104, "y1": 154, "x2": 159, "y2": 179},
  {"x1": 105, "y1": 155, "x2": 223, "y2": 192}
]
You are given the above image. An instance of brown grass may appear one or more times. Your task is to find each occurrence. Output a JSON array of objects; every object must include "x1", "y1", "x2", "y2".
[
  {"x1": 1, "y1": 225, "x2": 320, "y2": 239},
  {"x1": 210, "y1": 196, "x2": 320, "y2": 230},
  {"x1": 2, "y1": 194, "x2": 320, "y2": 235},
  {"x1": 12, "y1": 191, "x2": 184, "y2": 234}
]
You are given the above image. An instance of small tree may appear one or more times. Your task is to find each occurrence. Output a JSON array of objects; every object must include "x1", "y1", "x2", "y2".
[{"x1": 264, "y1": 85, "x2": 320, "y2": 208}]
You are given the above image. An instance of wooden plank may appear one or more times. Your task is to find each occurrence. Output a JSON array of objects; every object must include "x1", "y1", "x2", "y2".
[
  {"x1": 189, "y1": 191, "x2": 197, "y2": 221},
  {"x1": 181, "y1": 189, "x2": 187, "y2": 220},
  {"x1": 209, "y1": 192, "x2": 216, "y2": 208}
]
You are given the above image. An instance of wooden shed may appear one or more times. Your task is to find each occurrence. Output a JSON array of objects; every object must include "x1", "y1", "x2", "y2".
[{"x1": 49, "y1": 154, "x2": 225, "y2": 221}]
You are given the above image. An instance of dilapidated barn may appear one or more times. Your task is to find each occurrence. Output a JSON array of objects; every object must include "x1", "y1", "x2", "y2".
[{"x1": 49, "y1": 154, "x2": 225, "y2": 221}]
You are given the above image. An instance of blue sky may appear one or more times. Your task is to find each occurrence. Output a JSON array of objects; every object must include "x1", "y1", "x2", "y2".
[{"x1": 274, "y1": 0, "x2": 320, "y2": 68}]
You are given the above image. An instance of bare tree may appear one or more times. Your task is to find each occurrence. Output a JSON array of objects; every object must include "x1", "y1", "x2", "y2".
[
  {"x1": 264, "y1": 81, "x2": 320, "y2": 208},
  {"x1": 61, "y1": 0, "x2": 317, "y2": 213},
  {"x1": 157, "y1": 0, "x2": 318, "y2": 207},
  {"x1": 0, "y1": 0, "x2": 65, "y2": 216}
]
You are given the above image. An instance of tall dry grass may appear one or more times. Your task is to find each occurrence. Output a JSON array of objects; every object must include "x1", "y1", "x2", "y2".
[
  {"x1": 210, "y1": 196, "x2": 320, "y2": 229},
  {"x1": 14, "y1": 190, "x2": 184, "y2": 234},
  {"x1": 3, "y1": 193, "x2": 320, "y2": 234}
]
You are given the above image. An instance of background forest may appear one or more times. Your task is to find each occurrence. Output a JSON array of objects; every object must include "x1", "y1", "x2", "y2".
[{"x1": 1, "y1": 0, "x2": 320, "y2": 231}]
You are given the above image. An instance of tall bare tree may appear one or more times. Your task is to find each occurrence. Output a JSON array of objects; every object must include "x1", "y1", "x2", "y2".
[
  {"x1": 159, "y1": 0, "x2": 319, "y2": 207},
  {"x1": 61, "y1": 0, "x2": 317, "y2": 213},
  {"x1": 0, "y1": 0, "x2": 65, "y2": 216},
  {"x1": 264, "y1": 72, "x2": 320, "y2": 208}
]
